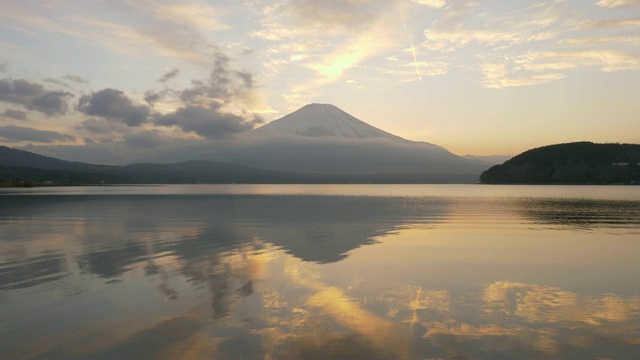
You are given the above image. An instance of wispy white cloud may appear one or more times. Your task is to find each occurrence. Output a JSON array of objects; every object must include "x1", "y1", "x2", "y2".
[
  {"x1": 250, "y1": 0, "x2": 450, "y2": 105},
  {"x1": 0, "y1": 1, "x2": 231, "y2": 66},
  {"x1": 595, "y1": 0, "x2": 640, "y2": 8},
  {"x1": 481, "y1": 63, "x2": 566, "y2": 89},
  {"x1": 412, "y1": 0, "x2": 447, "y2": 9},
  {"x1": 423, "y1": 1, "x2": 572, "y2": 50},
  {"x1": 418, "y1": 0, "x2": 640, "y2": 88},
  {"x1": 580, "y1": 17, "x2": 640, "y2": 29},
  {"x1": 561, "y1": 35, "x2": 640, "y2": 45},
  {"x1": 481, "y1": 49, "x2": 640, "y2": 89}
]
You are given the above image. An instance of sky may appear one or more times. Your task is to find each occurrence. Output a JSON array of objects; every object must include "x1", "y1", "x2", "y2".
[{"x1": 0, "y1": 0, "x2": 639, "y2": 163}]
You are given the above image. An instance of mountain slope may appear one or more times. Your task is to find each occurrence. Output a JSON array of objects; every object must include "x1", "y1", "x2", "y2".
[
  {"x1": 250, "y1": 103, "x2": 406, "y2": 141},
  {"x1": 0, "y1": 145, "x2": 114, "y2": 172},
  {"x1": 480, "y1": 142, "x2": 640, "y2": 184}
]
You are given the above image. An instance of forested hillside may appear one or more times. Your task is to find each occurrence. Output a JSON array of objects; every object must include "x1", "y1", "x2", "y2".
[{"x1": 480, "y1": 142, "x2": 640, "y2": 184}]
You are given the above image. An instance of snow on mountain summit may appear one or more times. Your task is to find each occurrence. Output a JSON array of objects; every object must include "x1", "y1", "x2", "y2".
[{"x1": 250, "y1": 104, "x2": 405, "y2": 141}]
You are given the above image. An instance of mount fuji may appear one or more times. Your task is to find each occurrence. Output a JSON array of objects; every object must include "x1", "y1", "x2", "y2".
[
  {"x1": 205, "y1": 103, "x2": 487, "y2": 183},
  {"x1": 250, "y1": 103, "x2": 405, "y2": 141}
]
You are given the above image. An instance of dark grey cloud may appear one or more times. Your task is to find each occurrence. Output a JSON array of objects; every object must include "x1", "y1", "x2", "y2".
[
  {"x1": 0, "y1": 125, "x2": 75, "y2": 143},
  {"x1": 123, "y1": 130, "x2": 167, "y2": 148},
  {"x1": 78, "y1": 88, "x2": 150, "y2": 127},
  {"x1": 2, "y1": 108, "x2": 28, "y2": 120},
  {"x1": 63, "y1": 74, "x2": 88, "y2": 84},
  {"x1": 44, "y1": 74, "x2": 88, "y2": 89},
  {"x1": 144, "y1": 88, "x2": 177, "y2": 106},
  {"x1": 0, "y1": 78, "x2": 73, "y2": 116},
  {"x1": 144, "y1": 91, "x2": 162, "y2": 106},
  {"x1": 236, "y1": 70, "x2": 253, "y2": 88},
  {"x1": 180, "y1": 53, "x2": 254, "y2": 106},
  {"x1": 44, "y1": 78, "x2": 71, "y2": 88},
  {"x1": 155, "y1": 105, "x2": 262, "y2": 139},
  {"x1": 158, "y1": 68, "x2": 179, "y2": 83},
  {"x1": 78, "y1": 118, "x2": 120, "y2": 134},
  {"x1": 149, "y1": 54, "x2": 261, "y2": 140},
  {"x1": 32, "y1": 91, "x2": 73, "y2": 115}
]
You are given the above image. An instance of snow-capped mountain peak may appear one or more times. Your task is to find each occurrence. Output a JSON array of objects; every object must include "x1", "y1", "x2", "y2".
[{"x1": 250, "y1": 104, "x2": 405, "y2": 141}]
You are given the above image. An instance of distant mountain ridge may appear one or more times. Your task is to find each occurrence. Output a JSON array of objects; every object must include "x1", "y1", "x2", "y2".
[
  {"x1": 0, "y1": 146, "x2": 311, "y2": 186},
  {"x1": 480, "y1": 142, "x2": 640, "y2": 184},
  {"x1": 462, "y1": 154, "x2": 512, "y2": 166}
]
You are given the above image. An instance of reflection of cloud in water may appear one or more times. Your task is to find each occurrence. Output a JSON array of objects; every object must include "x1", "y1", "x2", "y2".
[
  {"x1": 372, "y1": 281, "x2": 640, "y2": 358},
  {"x1": 484, "y1": 281, "x2": 640, "y2": 325}
]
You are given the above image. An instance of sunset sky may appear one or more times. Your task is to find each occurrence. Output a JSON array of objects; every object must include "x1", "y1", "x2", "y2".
[{"x1": 1, "y1": 0, "x2": 639, "y2": 162}]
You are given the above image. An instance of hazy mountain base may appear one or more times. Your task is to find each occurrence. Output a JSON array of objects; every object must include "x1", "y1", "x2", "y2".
[
  {"x1": 0, "y1": 164, "x2": 479, "y2": 186},
  {"x1": 480, "y1": 142, "x2": 640, "y2": 184},
  {"x1": 0, "y1": 145, "x2": 481, "y2": 186},
  {"x1": 204, "y1": 136, "x2": 486, "y2": 181}
]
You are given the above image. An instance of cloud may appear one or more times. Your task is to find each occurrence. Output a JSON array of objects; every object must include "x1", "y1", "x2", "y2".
[
  {"x1": 180, "y1": 53, "x2": 255, "y2": 107},
  {"x1": 0, "y1": 62, "x2": 7, "y2": 72},
  {"x1": 123, "y1": 129, "x2": 169, "y2": 148},
  {"x1": 481, "y1": 63, "x2": 567, "y2": 89},
  {"x1": 0, "y1": 125, "x2": 75, "y2": 143},
  {"x1": 145, "y1": 53, "x2": 256, "y2": 109},
  {"x1": 44, "y1": 75, "x2": 87, "y2": 88},
  {"x1": 63, "y1": 74, "x2": 88, "y2": 84},
  {"x1": 154, "y1": 104, "x2": 262, "y2": 139},
  {"x1": 44, "y1": 78, "x2": 72, "y2": 89},
  {"x1": 1, "y1": 2, "x2": 231, "y2": 67},
  {"x1": 303, "y1": 24, "x2": 400, "y2": 87},
  {"x1": 479, "y1": 49, "x2": 640, "y2": 88},
  {"x1": 560, "y1": 35, "x2": 640, "y2": 45},
  {"x1": 71, "y1": 52, "x2": 264, "y2": 142},
  {"x1": 143, "y1": 90, "x2": 164, "y2": 106},
  {"x1": 158, "y1": 68, "x2": 179, "y2": 83},
  {"x1": 78, "y1": 88, "x2": 150, "y2": 127},
  {"x1": 252, "y1": 0, "x2": 416, "y2": 99},
  {"x1": 0, "y1": 78, "x2": 73, "y2": 116},
  {"x1": 412, "y1": 0, "x2": 446, "y2": 8},
  {"x1": 287, "y1": 0, "x2": 395, "y2": 33},
  {"x1": 595, "y1": 0, "x2": 640, "y2": 7},
  {"x1": 423, "y1": 2, "x2": 569, "y2": 51},
  {"x1": 581, "y1": 17, "x2": 640, "y2": 29},
  {"x1": 417, "y1": 0, "x2": 640, "y2": 88},
  {"x1": 78, "y1": 117, "x2": 127, "y2": 135},
  {"x1": 1, "y1": 108, "x2": 28, "y2": 120}
]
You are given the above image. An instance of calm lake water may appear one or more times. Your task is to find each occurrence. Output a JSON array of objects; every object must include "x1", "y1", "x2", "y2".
[{"x1": 1, "y1": 184, "x2": 640, "y2": 359}]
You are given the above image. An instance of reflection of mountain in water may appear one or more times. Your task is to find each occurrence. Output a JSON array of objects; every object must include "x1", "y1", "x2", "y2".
[
  {"x1": 515, "y1": 198, "x2": 640, "y2": 230},
  {"x1": 0, "y1": 195, "x2": 450, "y2": 291},
  {"x1": 248, "y1": 196, "x2": 449, "y2": 263}
]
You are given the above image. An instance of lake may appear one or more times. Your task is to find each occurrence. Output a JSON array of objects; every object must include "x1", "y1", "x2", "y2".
[{"x1": 1, "y1": 184, "x2": 640, "y2": 359}]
